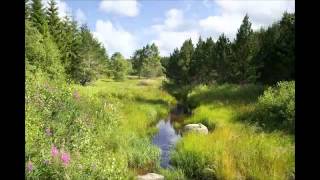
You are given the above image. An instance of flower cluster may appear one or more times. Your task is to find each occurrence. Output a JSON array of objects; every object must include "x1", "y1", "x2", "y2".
[
  {"x1": 51, "y1": 145, "x2": 71, "y2": 167},
  {"x1": 26, "y1": 161, "x2": 33, "y2": 173}
]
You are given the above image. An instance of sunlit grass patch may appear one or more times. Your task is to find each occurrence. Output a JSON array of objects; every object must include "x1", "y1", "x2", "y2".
[{"x1": 171, "y1": 83, "x2": 294, "y2": 179}]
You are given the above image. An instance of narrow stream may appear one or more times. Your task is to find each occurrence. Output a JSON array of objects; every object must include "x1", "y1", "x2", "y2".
[{"x1": 152, "y1": 107, "x2": 185, "y2": 168}]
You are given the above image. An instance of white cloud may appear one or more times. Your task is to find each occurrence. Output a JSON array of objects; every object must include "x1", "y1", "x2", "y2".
[
  {"x1": 199, "y1": 14, "x2": 242, "y2": 39},
  {"x1": 76, "y1": 9, "x2": 87, "y2": 25},
  {"x1": 99, "y1": 0, "x2": 139, "y2": 17},
  {"x1": 152, "y1": 31, "x2": 199, "y2": 56},
  {"x1": 215, "y1": 0, "x2": 295, "y2": 25},
  {"x1": 199, "y1": 0, "x2": 295, "y2": 40},
  {"x1": 93, "y1": 20, "x2": 138, "y2": 58},
  {"x1": 164, "y1": 9, "x2": 184, "y2": 30},
  {"x1": 150, "y1": 8, "x2": 200, "y2": 56},
  {"x1": 150, "y1": 1, "x2": 294, "y2": 56},
  {"x1": 42, "y1": 0, "x2": 72, "y2": 18}
]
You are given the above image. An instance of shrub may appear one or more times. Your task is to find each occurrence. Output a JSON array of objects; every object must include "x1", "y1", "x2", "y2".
[
  {"x1": 25, "y1": 20, "x2": 65, "y2": 80},
  {"x1": 170, "y1": 134, "x2": 210, "y2": 179},
  {"x1": 25, "y1": 69, "x2": 127, "y2": 179},
  {"x1": 127, "y1": 137, "x2": 161, "y2": 171},
  {"x1": 250, "y1": 81, "x2": 295, "y2": 133}
]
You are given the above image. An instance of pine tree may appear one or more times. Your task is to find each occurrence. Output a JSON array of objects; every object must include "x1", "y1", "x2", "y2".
[
  {"x1": 215, "y1": 34, "x2": 232, "y2": 83},
  {"x1": 256, "y1": 12, "x2": 295, "y2": 84},
  {"x1": 178, "y1": 39, "x2": 194, "y2": 85},
  {"x1": 46, "y1": 0, "x2": 61, "y2": 43},
  {"x1": 203, "y1": 37, "x2": 216, "y2": 84},
  {"x1": 164, "y1": 39, "x2": 194, "y2": 106},
  {"x1": 232, "y1": 14, "x2": 257, "y2": 84},
  {"x1": 30, "y1": 0, "x2": 48, "y2": 35},
  {"x1": 189, "y1": 37, "x2": 205, "y2": 84}
]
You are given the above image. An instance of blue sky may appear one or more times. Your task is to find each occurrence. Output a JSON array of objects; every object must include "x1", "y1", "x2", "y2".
[{"x1": 43, "y1": 0, "x2": 295, "y2": 58}]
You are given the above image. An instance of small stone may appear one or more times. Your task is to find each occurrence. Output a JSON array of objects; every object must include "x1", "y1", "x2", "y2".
[
  {"x1": 137, "y1": 173, "x2": 164, "y2": 180},
  {"x1": 183, "y1": 123, "x2": 208, "y2": 134}
]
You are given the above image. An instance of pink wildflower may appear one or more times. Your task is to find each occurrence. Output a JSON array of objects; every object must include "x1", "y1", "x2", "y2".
[
  {"x1": 60, "y1": 152, "x2": 70, "y2": 166},
  {"x1": 27, "y1": 161, "x2": 33, "y2": 172},
  {"x1": 51, "y1": 145, "x2": 59, "y2": 158}
]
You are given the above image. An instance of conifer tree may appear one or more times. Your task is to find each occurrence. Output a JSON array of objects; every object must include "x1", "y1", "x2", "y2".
[
  {"x1": 231, "y1": 14, "x2": 257, "y2": 84},
  {"x1": 30, "y1": 0, "x2": 48, "y2": 35},
  {"x1": 215, "y1": 34, "x2": 232, "y2": 83},
  {"x1": 46, "y1": 0, "x2": 61, "y2": 43}
]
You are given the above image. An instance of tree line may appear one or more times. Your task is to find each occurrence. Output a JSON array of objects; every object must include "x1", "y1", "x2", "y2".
[
  {"x1": 25, "y1": 0, "x2": 294, "y2": 90},
  {"x1": 26, "y1": 0, "x2": 158, "y2": 85},
  {"x1": 163, "y1": 13, "x2": 295, "y2": 104}
]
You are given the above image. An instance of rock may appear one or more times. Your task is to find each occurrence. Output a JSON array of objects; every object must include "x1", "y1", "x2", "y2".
[
  {"x1": 137, "y1": 173, "x2": 164, "y2": 180},
  {"x1": 183, "y1": 123, "x2": 208, "y2": 134}
]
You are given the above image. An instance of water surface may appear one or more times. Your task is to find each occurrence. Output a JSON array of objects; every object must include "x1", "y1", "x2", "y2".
[{"x1": 152, "y1": 115, "x2": 181, "y2": 168}]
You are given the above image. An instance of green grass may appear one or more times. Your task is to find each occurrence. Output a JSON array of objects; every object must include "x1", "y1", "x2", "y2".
[
  {"x1": 74, "y1": 77, "x2": 176, "y2": 175},
  {"x1": 26, "y1": 74, "x2": 176, "y2": 179},
  {"x1": 170, "y1": 83, "x2": 295, "y2": 179},
  {"x1": 26, "y1": 74, "x2": 294, "y2": 179}
]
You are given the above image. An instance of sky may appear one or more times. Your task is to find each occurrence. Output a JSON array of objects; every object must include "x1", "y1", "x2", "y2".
[{"x1": 42, "y1": 0, "x2": 295, "y2": 58}]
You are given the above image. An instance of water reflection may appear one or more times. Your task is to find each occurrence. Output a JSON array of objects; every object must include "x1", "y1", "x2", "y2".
[{"x1": 152, "y1": 115, "x2": 182, "y2": 168}]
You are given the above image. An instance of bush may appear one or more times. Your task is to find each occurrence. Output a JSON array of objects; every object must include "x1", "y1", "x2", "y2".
[
  {"x1": 25, "y1": 69, "x2": 127, "y2": 179},
  {"x1": 170, "y1": 134, "x2": 210, "y2": 179},
  {"x1": 250, "y1": 81, "x2": 295, "y2": 133},
  {"x1": 127, "y1": 136, "x2": 161, "y2": 171},
  {"x1": 25, "y1": 20, "x2": 65, "y2": 80}
]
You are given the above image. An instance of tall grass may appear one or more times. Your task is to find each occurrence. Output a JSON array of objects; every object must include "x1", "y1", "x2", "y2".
[
  {"x1": 170, "y1": 83, "x2": 295, "y2": 179},
  {"x1": 26, "y1": 74, "x2": 175, "y2": 179}
]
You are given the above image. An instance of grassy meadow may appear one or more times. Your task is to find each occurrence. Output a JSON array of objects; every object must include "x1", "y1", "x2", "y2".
[
  {"x1": 169, "y1": 83, "x2": 295, "y2": 179},
  {"x1": 26, "y1": 74, "x2": 176, "y2": 179},
  {"x1": 26, "y1": 71, "x2": 294, "y2": 179}
]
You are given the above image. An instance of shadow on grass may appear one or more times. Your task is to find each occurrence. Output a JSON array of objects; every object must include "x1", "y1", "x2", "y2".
[
  {"x1": 101, "y1": 79, "x2": 113, "y2": 83},
  {"x1": 235, "y1": 110, "x2": 294, "y2": 134},
  {"x1": 188, "y1": 84, "x2": 265, "y2": 108},
  {"x1": 135, "y1": 96, "x2": 168, "y2": 106}
]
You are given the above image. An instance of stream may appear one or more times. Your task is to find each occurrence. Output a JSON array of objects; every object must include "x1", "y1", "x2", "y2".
[{"x1": 152, "y1": 107, "x2": 185, "y2": 168}]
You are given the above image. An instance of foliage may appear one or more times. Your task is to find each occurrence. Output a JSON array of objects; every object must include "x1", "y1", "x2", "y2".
[
  {"x1": 230, "y1": 14, "x2": 258, "y2": 84},
  {"x1": 45, "y1": 0, "x2": 61, "y2": 45},
  {"x1": 256, "y1": 12, "x2": 295, "y2": 84},
  {"x1": 248, "y1": 81, "x2": 295, "y2": 133},
  {"x1": 132, "y1": 43, "x2": 163, "y2": 78},
  {"x1": 25, "y1": 20, "x2": 65, "y2": 80},
  {"x1": 214, "y1": 34, "x2": 233, "y2": 83},
  {"x1": 110, "y1": 52, "x2": 130, "y2": 81},
  {"x1": 163, "y1": 13, "x2": 295, "y2": 87},
  {"x1": 30, "y1": 0, "x2": 48, "y2": 35},
  {"x1": 26, "y1": 72, "x2": 174, "y2": 179},
  {"x1": 170, "y1": 83, "x2": 294, "y2": 180},
  {"x1": 163, "y1": 39, "x2": 195, "y2": 106}
]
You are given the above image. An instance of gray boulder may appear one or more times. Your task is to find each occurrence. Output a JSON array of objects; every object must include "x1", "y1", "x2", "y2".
[
  {"x1": 183, "y1": 123, "x2": 208, "y2": 134},
  {"x1": 137, "y1": 173, "x2": 164, "y2": 180}
]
